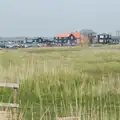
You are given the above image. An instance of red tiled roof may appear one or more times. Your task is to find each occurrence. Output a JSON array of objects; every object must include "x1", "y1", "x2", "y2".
[
  {"x1": 56, "y1": 32, "x2": 81, "y2": 39},
  {"x1": 56, "y1": 33, "x2": 70, "y2": 38},
  {"x1": 72, "y1": 32, "x2": 81, "y2": 39}
]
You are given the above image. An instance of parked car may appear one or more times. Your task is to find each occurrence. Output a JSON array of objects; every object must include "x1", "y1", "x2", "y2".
[
  {"x1": 13, "y1": 43, "x2": 20, "y2": 48},
  {"x1": 5, "y1": 42, "x2": 15, "y2": 48},
  {"x1": 37, "y1": 43, "x2": 42, "y2": 47},
  {"x1": 22, "y1": 42, "x2": 38, "y2": 48},
  {"x1": 0, "y1": 42, "x2": 5, "y2": 48},
  {"x1": 31, "y1": 42, "x2": 38, "y2": 47}
]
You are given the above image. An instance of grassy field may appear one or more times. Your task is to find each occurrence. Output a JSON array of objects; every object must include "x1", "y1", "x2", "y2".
[{"x1": 0, "y1": 46, "x2": 120, "y2": 120}]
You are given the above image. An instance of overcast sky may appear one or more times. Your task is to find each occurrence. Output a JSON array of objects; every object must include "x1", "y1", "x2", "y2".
[{"x1": 0, "y1": 0, "x2": 120, "y2": 37}]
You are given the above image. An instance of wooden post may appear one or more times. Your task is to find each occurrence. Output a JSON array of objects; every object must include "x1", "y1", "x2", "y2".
[
  {"x1": 13, "y1": 88, "x2": 18, "y2": 104},
  {"x1": 13, "y1": 88, "x2": 18, "y2": 120}
]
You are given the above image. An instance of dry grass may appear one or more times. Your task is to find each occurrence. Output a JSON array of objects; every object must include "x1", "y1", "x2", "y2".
[
  {"x1": 0, "y1": 111, "x2": 12, "y2": 120},
  {"x1": 0, "y1": 46, "x2": 120, "y2": 120}
]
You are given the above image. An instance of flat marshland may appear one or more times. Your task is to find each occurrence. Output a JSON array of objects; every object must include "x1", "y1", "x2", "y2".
[{"x1": 0, "y1": 46, "x2": 120, "y2": 120}]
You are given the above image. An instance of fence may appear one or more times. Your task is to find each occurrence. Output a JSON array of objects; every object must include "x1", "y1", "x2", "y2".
[{"x1": 0, "y1": 82, "x2": 19, "y2": 120}]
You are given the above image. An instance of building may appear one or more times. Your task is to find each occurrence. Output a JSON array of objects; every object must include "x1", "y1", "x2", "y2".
[
  {"x1": 32, "y1": 37, "x2": 54, "y2": 44},
  {"x1": 80, "y1": 29, "x2": 97, "y2": 44},
  {"x1": 80, "y1": 29, "x2": 96, "y2": 36},
  {"x1": 97, "y1": 33, "x2": 111, "y2": 44},
  {"x1": 0, "y1": 37, "x2": 25, "y2": 43},
  {"x1": 0, "y1": 37, "x2": 43, "y2": 43},
  {"x1": 56, "y1": 31, "x2": 80, "y2": 44},
  {"x1": 110, "y1": 36, "x2": 120, "y2": 44}
]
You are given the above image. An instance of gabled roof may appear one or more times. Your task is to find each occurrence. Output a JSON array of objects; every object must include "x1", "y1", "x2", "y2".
[
  {"x1": 98, "y1": 33, "x2": 109, "y2": 35},
  {"x1": 56, "y1": 32, "x2": 80, "y2": 39},
  {"x1": 80, "y1": 29, "x2": 96, "y2": 36},
  {"x1": 36, "y1": 37, "x2": 54, "y2": 42},
  {"x1": 72, "y1": 32, "x2": 81, "y2": 39},
  {"x1": 56, "y1": 33, "x2": 71, "y2": 38}
]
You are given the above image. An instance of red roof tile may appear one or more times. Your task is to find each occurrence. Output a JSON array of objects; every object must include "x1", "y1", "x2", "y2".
[{"x1": 56, "y1": 32, "x2": 81, "y2": 39}]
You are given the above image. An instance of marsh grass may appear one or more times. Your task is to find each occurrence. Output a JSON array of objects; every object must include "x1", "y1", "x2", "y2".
[{"x1": 0, "y1": 46, "x2": 120, "y2": 120}]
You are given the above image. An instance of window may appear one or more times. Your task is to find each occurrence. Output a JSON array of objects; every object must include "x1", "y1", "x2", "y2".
[
  {"x1": 100, "y1": 35, "x2": 104, "y2": 38},
  {"x1": 71, "y1": 36, "x2": 73, "y2": 39},
  {"x1": 106, "y1": 35, "x2": 108, "y2": 38},
  {"x1": 99, "y1": 39, "x2": 103, "y2": 42},
  {"x1": 64, "y1": 40, "x2": 67, "y2": 43}
]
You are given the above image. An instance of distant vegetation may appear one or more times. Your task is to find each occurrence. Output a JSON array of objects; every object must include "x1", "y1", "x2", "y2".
[{"x1": 0, "y1": 46, "x2": 120, "y2": 120}]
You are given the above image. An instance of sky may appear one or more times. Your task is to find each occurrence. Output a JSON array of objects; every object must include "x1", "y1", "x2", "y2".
[{"x1": 0, "y1": 0, "x2": 120, "y2": 37}]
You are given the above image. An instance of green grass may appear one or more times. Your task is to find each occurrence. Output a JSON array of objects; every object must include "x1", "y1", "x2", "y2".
[{"x1": 0, "y1": 46, "x2": 120, "y2": 120}]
